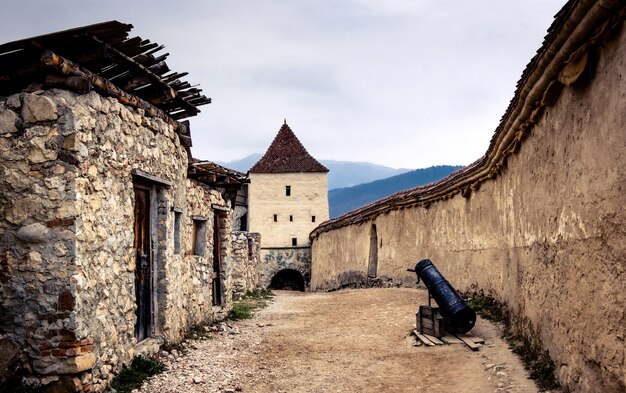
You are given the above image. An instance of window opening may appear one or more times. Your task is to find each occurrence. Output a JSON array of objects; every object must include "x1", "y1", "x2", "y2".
[
  {"x1": 286, "y1": 185, "x2": 291, "y2": 196},
  {"x1": 289, "y1": 215, "x2": 293, "y2": 222},
  {"x1": 312, "y1": 215, "x2": 316, "y2": 223},
  {"x1": 192, "y1": 218, "x2": 207, "y2": 256},
  {"x1": 292, "y1": 237, "x2": 297, "y2": 246},
  {"x1": 240, "y1": 212, "x2": 248, "y2": 231},
  {"x1": 174, "y1": 211, "x2": 182, "y2": 254},
  {"x1": 273, "y1": 214, "x2": 278, "y2": 222}
]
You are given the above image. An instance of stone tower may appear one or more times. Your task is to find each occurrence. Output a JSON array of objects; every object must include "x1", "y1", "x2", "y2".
[{"x1": 248, "y1": 121, "x2": 329, "y2": 290}]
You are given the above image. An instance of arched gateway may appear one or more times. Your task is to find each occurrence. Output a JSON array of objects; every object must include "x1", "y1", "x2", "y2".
[{"x1": 269, "y1": 269, "x2": 305, "y2": 291}]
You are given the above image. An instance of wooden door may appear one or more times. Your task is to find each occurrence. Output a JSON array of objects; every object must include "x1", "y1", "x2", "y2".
[
  {"x1": 212, "y1": 214, "x2": 223, "y2": 306},
  {"x1": 134, "y1": 187, "x2": 152, "y2": 341}
]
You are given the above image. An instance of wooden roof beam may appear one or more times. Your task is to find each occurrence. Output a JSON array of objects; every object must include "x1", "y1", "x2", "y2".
[
  {"x1": 88, "y1": 34, "x2": 176, "y2": 101},
  {"x1": 40, "y1": 50, "x2": 186, "y2": 131}
]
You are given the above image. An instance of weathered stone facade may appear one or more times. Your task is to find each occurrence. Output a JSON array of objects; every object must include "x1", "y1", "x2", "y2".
[
  {"x1": 231, "y1": 231, "x2": 262, "y2": 298},
  {"x1": 259, "y1": 247, "x2": 311, "y2": 289},
  {"x1": 0, "y1": 89, "x2": 238, "y2": 391},
  {"x1": 310, "y1": 5, "x2": 625, "y2": 392}
]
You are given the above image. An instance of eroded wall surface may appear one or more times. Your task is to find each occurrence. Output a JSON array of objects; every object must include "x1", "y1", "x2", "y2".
[
  {"x1": 0, "y1": 89, "x2": 236, "y2": 391},
  {"x1": 311, "y1": 21, "x2": 625, "y2": 393},
  {"x1": 260, "y1": 247, "x2": 311, "y2": 289},
  {"x1": 231, "y1": 231, "x2": 262, "y2": 298}
]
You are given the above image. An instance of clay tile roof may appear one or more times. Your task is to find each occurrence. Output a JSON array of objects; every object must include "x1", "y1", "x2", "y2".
[{"x1": 249, "y1": 122, "x2": 329, "y2": 173}]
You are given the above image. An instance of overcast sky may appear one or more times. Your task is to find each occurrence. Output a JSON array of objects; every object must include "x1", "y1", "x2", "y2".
[{"x1": 1, "y1": 0, "x2": 566, "y2": 169}]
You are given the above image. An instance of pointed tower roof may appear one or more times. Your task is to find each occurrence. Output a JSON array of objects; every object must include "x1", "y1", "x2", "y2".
[{"x1": 249, "y1": 121, "x2": 329, "y2": 173}]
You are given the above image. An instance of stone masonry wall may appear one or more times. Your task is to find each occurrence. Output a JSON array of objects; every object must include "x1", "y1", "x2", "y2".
[
  {"x1": 260, "y1": 247, "x2": 311, "y2": 289},
  {"x1": 310, "y1": 18, "x2": 626, "y2": 393},
  {"x1": 231, "y1": 232, "x2": 261, "y2": 298},
  {"x1": 0, "y1": 90, "x2": 97, "y2": 390},
  {"x1": 0, "y1": 88, "x2": 235, "y2": 391},
  {"x1": 161, "y1": 180, "x2": 233, "y2": 343}
]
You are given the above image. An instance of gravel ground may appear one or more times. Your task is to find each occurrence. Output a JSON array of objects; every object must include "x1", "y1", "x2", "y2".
[{"x1": 138, "y1": 288, "x2": 541, "y2": 393}]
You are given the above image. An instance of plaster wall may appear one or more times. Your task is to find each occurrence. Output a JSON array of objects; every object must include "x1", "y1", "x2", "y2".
[
  {"x1": 248, "y1": 172, "x2": 328, "y2": 247},
  {"x1": 311, "y1": 22, "x2": 626, "y2": 393}
]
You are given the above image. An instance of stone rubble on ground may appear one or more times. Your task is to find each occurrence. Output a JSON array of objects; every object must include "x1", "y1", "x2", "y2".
[{"x1": 138, "y1": 319, "x2": 261, "y2": 393}]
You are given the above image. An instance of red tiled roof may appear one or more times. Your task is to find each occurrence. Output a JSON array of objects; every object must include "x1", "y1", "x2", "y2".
[{"x1": 249, "y1": 122, "x2": 329, "y2": 173}]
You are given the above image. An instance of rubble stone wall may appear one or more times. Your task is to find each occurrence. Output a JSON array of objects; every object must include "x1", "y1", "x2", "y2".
[
  {"x1": 231, "y1": 231, "x2": 261, "y2": 298},
  {"x1": 260, "y1": 247, "x2": 311, "y2": 289},
  {"x1": 0, "y1": 88, "x2": 235, "y2": 391},
  {"x1": 163, "y1": 180, "x2": 233, "y2": 343},
  {"x1": 310, "y1": 20, "x2": 626, "y2": 393}
]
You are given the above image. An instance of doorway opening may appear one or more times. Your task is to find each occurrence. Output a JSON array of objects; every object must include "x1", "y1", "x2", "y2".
[
  {"x1": 212, "y1": 212, "x2": 224, "y2": 306},
  {"x1": 367, "y1": 224, "x2": 378, "y2": 278},
  {"x1": 133, "y1": 185, "x2": 152, "y2": 341},
  {"x1": 269, "y1": 269, "x2": 305, "y2": 291}
]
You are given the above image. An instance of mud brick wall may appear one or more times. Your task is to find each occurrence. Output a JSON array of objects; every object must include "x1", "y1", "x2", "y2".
[
  {"x1": 0, "y1": 89, "x2": 235, "y2": 391},
  {"x1": 310, "y1": 12, "x2": 626, "y2": 393}
]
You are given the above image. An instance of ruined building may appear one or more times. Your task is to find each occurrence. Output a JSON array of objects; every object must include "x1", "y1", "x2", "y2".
[
  {"x1": 248, "y1": 122, "x2": 329, "y2": 290},
  {"x1": 310, "y1": 1, "x2": 626, "y2": 392},
  {"x1": 0, "y1": 21, "x2": 259, "y2": 392}
]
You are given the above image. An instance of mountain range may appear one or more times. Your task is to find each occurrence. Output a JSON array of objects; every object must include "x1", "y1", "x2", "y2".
[
  {"x1": 217, "y1": 154, "x2": 411, "y2": 190},
  {"x1": 327, "y1": 165, "x2": 463, "y2": 217},
  {"x1": 219, "y1": 155, "x2": 463, "y2": 218}
]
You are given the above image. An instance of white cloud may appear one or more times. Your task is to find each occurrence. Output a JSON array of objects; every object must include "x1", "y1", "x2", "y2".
[{"x1": 0, "y1": 0, "x2": 566, "y2": 168}]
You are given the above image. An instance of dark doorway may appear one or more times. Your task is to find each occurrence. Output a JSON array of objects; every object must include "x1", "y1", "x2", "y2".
[
  {"x1": 367, "y1": 224, "x2": 378, "y2": 277},
  {"x1": 270, "y1": 269, "x2": 305, "y2": 291},
  {"x1": 212, "y1": 213, "x2": 223, "y2": 306},
  {"x1": 133, "y1": 186, "x2": 152, "y2": 341}
]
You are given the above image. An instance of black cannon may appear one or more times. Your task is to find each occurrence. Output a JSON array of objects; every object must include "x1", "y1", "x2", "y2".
[{"x1": 408, "y1": 259, "x2": 476, "y2": 334}]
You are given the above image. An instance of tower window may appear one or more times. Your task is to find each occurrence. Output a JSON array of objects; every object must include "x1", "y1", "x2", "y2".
[
  {"x1": 312, "y1": 215, "x2": 316, "y2": 223},
  {"x1": 286, "y1": 185, "x2": 291, "y2": 196},
  {"x1": 289, "y1": 215, "x2": 293, "y2": 222},
  {"x1": 273, "y1": 214, "x2": 278, "y2": 222},
  {"x1": 292, "y1": 238, "x2": 297, "y2": 246}
]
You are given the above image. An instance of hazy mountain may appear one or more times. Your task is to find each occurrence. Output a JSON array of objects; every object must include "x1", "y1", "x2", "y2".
[
  {"x1": 217, "y1": 154, "x2": 412, "y2": 190},
  {"x1": 328, "y1": 165, "x2": 464, "y2": 218},
  {"x1": 320, "y1": 160, "x2": 410, "y2": 189},
  {"x1": 217, "y1": 154, "x2": 262, "y2": 173}
]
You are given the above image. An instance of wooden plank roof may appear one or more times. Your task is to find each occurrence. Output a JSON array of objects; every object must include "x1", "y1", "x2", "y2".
[
  {"x1": 188, "y1": 160, "x2": 249, "y2": 188},
  {"x1": 0, "y1": 21, "x2": 210, "y2": 120}
]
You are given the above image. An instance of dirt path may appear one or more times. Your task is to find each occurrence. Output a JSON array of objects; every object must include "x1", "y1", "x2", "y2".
[{"x1": 140, "y1": 288, "x2": 538, "y2": 393}]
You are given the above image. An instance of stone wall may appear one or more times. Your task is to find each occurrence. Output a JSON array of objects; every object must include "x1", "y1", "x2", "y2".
[
  {"x1": 260, "y1": 247, "x2": 311, "y2": 289},
  {"x1": 231, "y1": 232, "x2": 261, "y2": 298},
  {"x1": 0, "y1": 88, "x2": 236, "y2": 391},
  {"x1": 310, "y1": 10, "x2": 625, "y2": 393},
  {"x1": 248, "y1": 172, "x2": 328, "y2": 247}
]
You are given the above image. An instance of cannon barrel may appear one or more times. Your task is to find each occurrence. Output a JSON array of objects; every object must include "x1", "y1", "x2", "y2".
[{"x1": 413, "y1": 259, "x2": 476, "y2": 334}]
